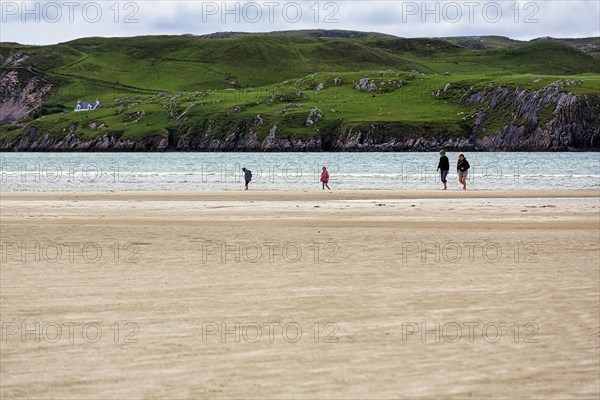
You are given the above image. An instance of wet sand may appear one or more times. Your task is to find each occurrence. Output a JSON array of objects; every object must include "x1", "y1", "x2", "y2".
[{"x1": 1, "y1": 190, "x2": 599, "y2": 399}]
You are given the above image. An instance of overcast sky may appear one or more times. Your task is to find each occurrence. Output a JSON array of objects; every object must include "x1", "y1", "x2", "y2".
[{"x1": 1, "y1": 0, "x2": 598, "y2": 45}]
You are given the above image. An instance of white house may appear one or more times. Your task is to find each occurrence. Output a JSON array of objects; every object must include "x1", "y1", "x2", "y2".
[{"x1": 74, "y1": 99, "x2": 101, "y2": 112}]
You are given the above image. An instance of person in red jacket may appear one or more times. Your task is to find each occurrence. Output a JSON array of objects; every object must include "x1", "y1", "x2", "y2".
[{"x1": 320, "y1": 166, "x2": 330, "y2": 190}]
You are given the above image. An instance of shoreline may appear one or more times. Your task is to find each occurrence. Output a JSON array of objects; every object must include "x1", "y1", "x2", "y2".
[{"x1": 1, "y1": 189, "x2": 599, "y2": 202}]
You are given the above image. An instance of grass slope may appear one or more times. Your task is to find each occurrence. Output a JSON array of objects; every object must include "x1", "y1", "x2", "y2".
[{"x1": 1, "y1": 31, "x2": 599, "y2": 144}]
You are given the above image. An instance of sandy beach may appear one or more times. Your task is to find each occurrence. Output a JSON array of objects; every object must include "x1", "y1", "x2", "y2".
[{"x1": 1, "y1": 190, "x2": 599, "y2": 399}]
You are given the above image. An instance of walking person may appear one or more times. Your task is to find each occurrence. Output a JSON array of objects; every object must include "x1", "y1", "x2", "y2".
[
  {"x1": 320, "y1": 166, "x2": 330, "y2": 190},
  {"x1": 457, "y1": 154, "x2": 470, "y2": 190},
  {"x1": 437, "y1": 150, "x2": 450, "y2": 190},
  {"x1": 241, "y1": 167, "x2": 252, "y2": 190}
]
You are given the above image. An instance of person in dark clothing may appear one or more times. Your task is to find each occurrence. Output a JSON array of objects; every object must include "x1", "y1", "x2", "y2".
[
  {"x1": 457, "y1": 154, "x2": 470, "y2": 190},
  {"x1": 437, "y1": 150, "x2": 450, "y2": 190},
  {"x1": 242, "y1": 167, "x2": 252, "y2": 190}
]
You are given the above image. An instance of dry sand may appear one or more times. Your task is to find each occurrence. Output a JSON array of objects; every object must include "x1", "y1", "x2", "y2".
[{"x1": 1, "y1": 190, "x2": 599, "y2": 399}]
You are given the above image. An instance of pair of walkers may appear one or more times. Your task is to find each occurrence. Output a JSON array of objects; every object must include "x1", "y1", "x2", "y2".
[
  {"x1": 241, "y1": 166, "x2": 331, "y2": 190},
  {"x1": 437, "y1": 150, "x2": 470, "y2": 190}
]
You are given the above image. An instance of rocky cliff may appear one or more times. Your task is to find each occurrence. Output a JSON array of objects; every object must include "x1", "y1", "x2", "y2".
[
  {"x1": 0, "y1": 54, "x2": 54, "y2": 123},
  {"x1": 465, "y1": 84, "x2": 599, "y2": 150}
]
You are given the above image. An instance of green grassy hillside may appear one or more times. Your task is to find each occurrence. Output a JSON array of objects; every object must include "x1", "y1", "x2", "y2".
[
  {"x1": 1, "y1": 31, "x2": 599, "y2": 146},
  {"x1": 442, "y1": 36, "x2": 600, "y2": 59}
]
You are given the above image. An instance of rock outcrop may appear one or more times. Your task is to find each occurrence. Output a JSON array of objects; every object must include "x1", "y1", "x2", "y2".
[
  {"x1": 466, "y1": 85, "x2": 599, "y2": 150},
  {"x1": 0, "y1": 68, "x2": 53, "y2": 122}
]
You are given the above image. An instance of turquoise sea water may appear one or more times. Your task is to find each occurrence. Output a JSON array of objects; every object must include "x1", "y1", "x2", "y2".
[{"x1": 1, "y1": 152, "x2": 599, "y2": 191}]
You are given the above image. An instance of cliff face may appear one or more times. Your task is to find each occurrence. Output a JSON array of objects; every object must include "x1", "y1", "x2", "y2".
[
  {"x1": 466, "y1": 85, "x2": 600, "y2": 150},
  {"x1": 0, "y1": 54, "x2": 54, "y2": 123},
  {"x1": 1, "y1": 85, "x2": 599, "y2": 151}
]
